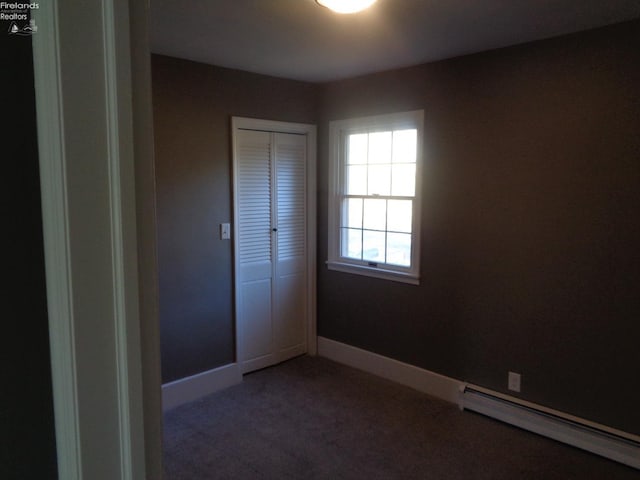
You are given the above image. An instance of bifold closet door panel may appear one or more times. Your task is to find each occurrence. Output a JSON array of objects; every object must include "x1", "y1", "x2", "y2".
[
  {"x1": 236, "y1": 129, "x2": 275, "y2": 369},
  {"x1": 274, "y1": 133, "x2": 307, "y2": 356}
]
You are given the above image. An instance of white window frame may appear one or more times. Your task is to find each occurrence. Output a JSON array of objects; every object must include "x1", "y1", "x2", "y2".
[{"x1": 327, "y1": 110, "x2": 424, "y2": 285}]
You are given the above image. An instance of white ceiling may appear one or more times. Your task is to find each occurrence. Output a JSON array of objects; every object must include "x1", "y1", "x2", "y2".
[{"x1": 150, "y1": 0, "x2": 640, "y2": 83}]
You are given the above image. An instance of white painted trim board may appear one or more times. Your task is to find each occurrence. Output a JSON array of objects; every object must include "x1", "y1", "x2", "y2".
[
  {"x1": 317, "y1": 336, "x2": 463, "y2": 403},
  {"x1": 32, "y1": 1, "x2": 150, "y2": 478},
  {"x1": 162, "y1": 363, "x2": 242, "y2": 411},
  {"x1": 32, "y1": 3, "x2": 82, "y2": 477},
  {"x1": 319, "y1": 336, "x2": 640, "y2": 470}
]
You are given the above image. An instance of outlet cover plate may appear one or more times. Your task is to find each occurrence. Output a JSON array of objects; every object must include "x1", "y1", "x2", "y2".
[{"x1": 508, "y1": 371, "x2": 521, "y2": 392}]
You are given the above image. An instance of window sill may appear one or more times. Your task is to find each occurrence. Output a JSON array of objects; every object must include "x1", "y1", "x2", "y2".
[{"x1": 326, "y1": 260, "x2": 420, "y2": 285}]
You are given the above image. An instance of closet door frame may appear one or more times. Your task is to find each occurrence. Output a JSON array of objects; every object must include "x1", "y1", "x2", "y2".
[{"x1": 231, "y1": 117, "x2": 317, "y2": 364}]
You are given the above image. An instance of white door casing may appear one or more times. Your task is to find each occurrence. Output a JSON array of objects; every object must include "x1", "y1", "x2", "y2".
[{"x1": 32, "y1": 0, "x2": 161, "y2": 478}]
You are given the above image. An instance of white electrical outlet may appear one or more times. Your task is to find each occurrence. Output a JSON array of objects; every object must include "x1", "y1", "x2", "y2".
[{"x1": 508, "y1": 371, "x2": 521, "y2": 392}]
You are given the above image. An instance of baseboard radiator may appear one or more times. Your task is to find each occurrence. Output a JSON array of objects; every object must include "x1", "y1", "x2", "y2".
[{"x1": 459, "y1": 385, "x2": 640, "y2": 470}]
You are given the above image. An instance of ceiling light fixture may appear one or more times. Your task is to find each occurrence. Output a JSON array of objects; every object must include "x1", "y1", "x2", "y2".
[{"x1": 316, "y1": 0, "x2": 377, "y2": 14}]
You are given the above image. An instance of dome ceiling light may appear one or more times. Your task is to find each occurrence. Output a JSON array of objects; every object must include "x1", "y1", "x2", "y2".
[{"x1": 316, "y1": 0, "x2": 377, "y2": 14}]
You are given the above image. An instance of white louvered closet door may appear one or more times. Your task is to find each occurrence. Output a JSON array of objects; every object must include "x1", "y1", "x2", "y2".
[
  {"x1": 273, "y1": 133, "x2": 307, "y2": 361},
  {"x1": 235, "y1": 129, "x2": 308, "y2": 374}
]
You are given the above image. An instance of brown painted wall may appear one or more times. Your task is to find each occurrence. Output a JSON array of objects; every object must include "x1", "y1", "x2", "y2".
[
  {"x1": 152, "y1": 20, "x2": 639, "y2": 435},
  {"x1": 152, "y1": 56, "x2": 319, "y2": 382},
  {"x1": 317, "y1": 20, "x2": 640, "y2": 435}
]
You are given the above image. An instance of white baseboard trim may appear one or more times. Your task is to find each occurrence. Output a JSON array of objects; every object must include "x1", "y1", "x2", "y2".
[
  {"x1": 317, "y1": 336, "x2": 463, "y2": 403},
  {"x1": 162, "y1": 363, "x2": 242, "y2": 411},
  {"x1": 318, "y1": 337, "x2": 640, "y2": 470}
]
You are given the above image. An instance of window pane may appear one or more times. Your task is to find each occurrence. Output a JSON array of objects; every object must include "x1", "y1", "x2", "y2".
[
  {"x1": 363, "y1": 230, "x2": 385, "y2": 263},
  {"x1": 347, "y1": 165, "x2": 367, "y2": 195},
  {"x1": 386, "y1": 232, "x2": 411, "y2": 267},
  {"x1": 392, "y1": 129, "x2": 417, "y2": 163},
  {"x1": 391, "y1": 163, "x2": 415, "y2": 197},
  {"x1": 341, "y1": 228, "x2": 362, "y2": 260},
  {"x1": 368, "y1": 164, "x2": 391, "y2": 196},
  {"x1": 344, "y1": 198, "x2": 363, "y2": 228},
  {"x1": 387, "y1": 200, "x2": 412, "y2": 233},
  {"x1": 368, "y1": 132, "x2": 392, "y2": 164},
  {"x1": 363, "y1": 198, "x2": 386, "y2": 231},
  {"x1": 348, "y1": 134, "x2": 368, "y2": 165}
]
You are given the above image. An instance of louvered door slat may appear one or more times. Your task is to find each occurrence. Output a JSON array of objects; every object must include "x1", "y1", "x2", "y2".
[
  {"x1": 236, "y1": 130, "x2": 272, "y2": 265},
  {"x1": 275, "y1": 135, "x2": 306, "y2": 260}
]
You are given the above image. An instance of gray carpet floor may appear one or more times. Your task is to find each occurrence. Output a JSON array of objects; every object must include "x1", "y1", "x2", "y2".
[{"x1": 163, "y1": 356, "x2": 638, "y2": 479}]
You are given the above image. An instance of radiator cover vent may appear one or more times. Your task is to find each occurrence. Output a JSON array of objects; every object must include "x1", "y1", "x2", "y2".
[{"x1": 459, "y1": 385, "x2": 640, "y2": 470}]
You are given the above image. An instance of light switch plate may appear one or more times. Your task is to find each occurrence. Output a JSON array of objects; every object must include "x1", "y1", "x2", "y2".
[{"x1": 220, "y1": 223, "x2": 230, "y2": 240}]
